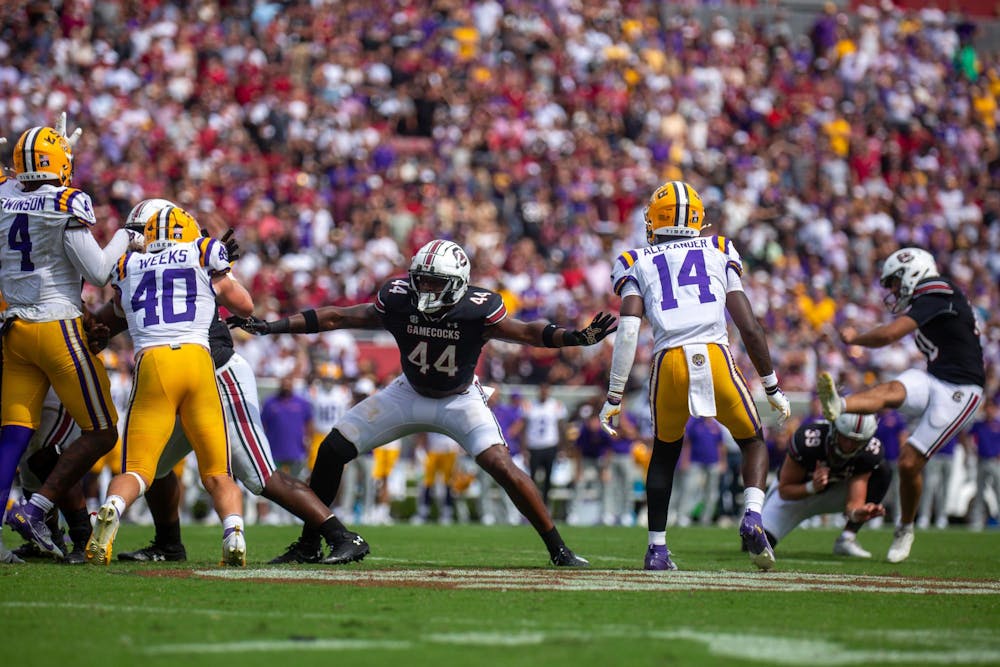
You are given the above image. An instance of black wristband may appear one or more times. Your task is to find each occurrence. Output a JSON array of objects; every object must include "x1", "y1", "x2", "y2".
[
  {"x1": 542, "y1": 323, "x2": 560, "y2": 348},
  {"x1": 302, "y1": 309, "x2": 320, "y2": 334},
  {"x1": 269, "y1": 317, "x2": 291, "y2": 334}
]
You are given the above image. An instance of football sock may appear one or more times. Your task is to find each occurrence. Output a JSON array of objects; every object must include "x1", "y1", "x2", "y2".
[
  {"x1": 29, "y1": 494, "x2": 55, "y2": 514},
  {"x1": 156, "y1": 519, "x2": 183, "y2": 547},
  {"x1": 743, "y1": 487, "x2": 765, "y2": 515},
  {"x1": 648, "y1": 531, "x2": 667, "y2": 546},
  {"x1": 840, "y1": 529, "x2": 857, "y2": 541},
  {"x1": 540, "y1": 527, "x2": 566, "y2": 558},
  {"x1": 317, "y1": 515, "x2": 349, "y2": 543},
  {"x1": 66, "y1": 507, "x2": 92, "y2": 548},
  {"x1": 108, "y1": 495, "x2": 127, "y2": 518},
  {"x1": 222, "y1": 514, "x2": 244, "y2": 534},
  {"x1": 645, "y1": 437, "x2": 683, "y2": 532}
]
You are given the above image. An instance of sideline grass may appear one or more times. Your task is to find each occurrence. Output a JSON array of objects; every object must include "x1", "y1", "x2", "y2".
[{"x1": 2, "y1": 523, "x2": 999, "y2": 667}]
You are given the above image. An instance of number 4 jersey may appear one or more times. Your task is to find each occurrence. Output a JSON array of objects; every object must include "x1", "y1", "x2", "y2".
[
  {"x1": 112, "y1": 237, "x2": 230, "y2": 353},
  {"x1": 0, "y1": 181, "x2": 98, "y2": 321},
  {"x1": 611, "y1": 235, "x2": 744, "y2": 351},
  {"x1": 375, "y1": 278, "x2": 506, "y2": 397}
]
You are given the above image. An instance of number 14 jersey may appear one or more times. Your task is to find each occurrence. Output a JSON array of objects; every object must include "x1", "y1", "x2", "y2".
[
  {"x1": 611, "y1": 235, "x2": 744, "y2": 352},
  {"x1": 112, "y1": 237, "x2": 230, "y2": 353}
]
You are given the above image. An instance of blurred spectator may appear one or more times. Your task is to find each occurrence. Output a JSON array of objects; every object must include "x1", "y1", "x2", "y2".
[{"x1": 966, "y1": 400, "x2": 1000, "y2": 530}]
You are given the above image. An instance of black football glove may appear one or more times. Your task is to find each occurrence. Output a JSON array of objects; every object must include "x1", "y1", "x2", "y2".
[
  {"x1": 563, "y1": 312, "x2": 618, "y2": 346},
  {"x1": 221, "y1": 228, "x2": 240, "y2": 263},
  {"x1": 226, "y1": 315, "x2": 271, "y2": 335}
]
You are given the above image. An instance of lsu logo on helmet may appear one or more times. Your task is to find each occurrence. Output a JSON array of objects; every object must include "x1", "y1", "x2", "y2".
[
  {"x1": 644, "y1": 180, "x2": 706, "y2": 243},
  {"x1": 13, "y1": 126, "x2": 74, "y2": 187},
  {"x1": 143, "y1": 206, "x2": 202, "y2": 253}
]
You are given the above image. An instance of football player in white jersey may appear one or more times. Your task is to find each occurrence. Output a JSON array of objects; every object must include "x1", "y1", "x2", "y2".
[
  {"x1": 600, "y1": 180, "x2": 791, "y2": 571},
  {"x1": 85, "y1": 206, "x2": 254, "y2": 566},
  {"x1": 1, "y1": 121, "x2": 144, "y2": 560}
]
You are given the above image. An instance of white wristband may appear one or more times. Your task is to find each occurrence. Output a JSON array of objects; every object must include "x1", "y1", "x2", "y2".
[
  {"x1": 761, "y1": 371, "x2": 778, "y2": 389},
  {"x1": 804, "y1": 480, "x2": 816, "y2": 495}
]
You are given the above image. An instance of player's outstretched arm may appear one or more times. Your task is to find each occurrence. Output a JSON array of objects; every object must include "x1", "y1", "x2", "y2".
[
  {"x1": 227, "y1": 303, "x2": 380, "y2": 336},
  {"x1": 726, "y1": 290, "x2": 790, "y2": 422},
  {"x1": 487, "y1": 311, "x2": 617, "y2": 347},
  {"x1": 213, "y1": 273, "x2": 254, "y2": 318}
]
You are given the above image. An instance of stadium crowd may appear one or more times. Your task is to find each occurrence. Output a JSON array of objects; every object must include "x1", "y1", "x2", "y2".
[{"x1": 1, "y1": 0, "x2": 999, "y2": 530}]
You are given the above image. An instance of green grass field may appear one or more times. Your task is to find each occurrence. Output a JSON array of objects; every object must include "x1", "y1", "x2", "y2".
[{"x1": 2, "y1": 522, "x2": 999, "y2": 667}]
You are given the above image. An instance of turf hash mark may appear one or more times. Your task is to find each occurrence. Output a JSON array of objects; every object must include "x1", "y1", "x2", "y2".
[{"x1": 191, "y1": 568, "x2": 1000, "y2": 595}]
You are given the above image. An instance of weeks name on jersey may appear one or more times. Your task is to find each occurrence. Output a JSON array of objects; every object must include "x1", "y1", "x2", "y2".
[{"x1": 135, "y1": 248, "x2": 190, "y2": 270}]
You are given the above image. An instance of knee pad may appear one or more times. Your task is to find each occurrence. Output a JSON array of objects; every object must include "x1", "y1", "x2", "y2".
[{"x1": 320, "y1": 429, "x2": 359, "y2": 464}]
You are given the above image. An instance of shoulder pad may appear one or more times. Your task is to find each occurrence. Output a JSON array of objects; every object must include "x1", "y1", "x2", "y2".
[{"x1": 56, "y1": 188, "x2": 97, "y2": 226}]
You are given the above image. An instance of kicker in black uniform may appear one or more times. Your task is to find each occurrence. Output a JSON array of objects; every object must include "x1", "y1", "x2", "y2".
[{"x1": 817, "y1": 247, "x2": 985, "y2": 563}]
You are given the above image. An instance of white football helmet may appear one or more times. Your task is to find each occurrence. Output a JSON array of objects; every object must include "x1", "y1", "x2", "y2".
[
  {"x1": 125, "y1": 198, "x2": 176, "y2": 233},
  {"x1": 828, "y1": 412, "x2": 878, "y2": 463},
  {"x1": 409, "y1": 239, "x2": 471, "y2": 314},
  {"x1": 879, "y1": 247, "x2": 939, "y2": 313}
]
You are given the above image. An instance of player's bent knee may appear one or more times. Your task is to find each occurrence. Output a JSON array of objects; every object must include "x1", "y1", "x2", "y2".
[{"x1": 318, "y1": 429, "x2": 359, "y2": 464}]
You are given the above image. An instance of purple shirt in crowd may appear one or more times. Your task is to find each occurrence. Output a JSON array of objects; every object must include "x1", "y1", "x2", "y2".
[
  {"x1": 876, "y1": 410, "x2": 908, "y2": 463},
  {"x1": 260, "y1": 392, "x2": 313, "y2": 464},
  {"x1": 493, "y1": 402, "x2": 523, "y2": 457},
  {"x1": 970, "y1": 417, "x2": 1000, "y2": 459}
]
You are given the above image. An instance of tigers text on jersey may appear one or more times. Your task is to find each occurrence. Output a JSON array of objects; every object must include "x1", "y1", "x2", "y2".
[
  {"x1": 905, "y1": 276, "x2": 985, "y2": 387},
  {"x1": 375, "y1": 278, "x2": 506, "y2": 397},
  {"x1": 611, "y1": 236, "x2": 743, "y2": 351},
  {"x1": 788, "y1": 421, "x2": 884, "y2": 485},
  {"x1": 113, "y1": 237, "x2": 230, "y2": 353},
  {"x1": 0, "y1": 183, "x2": 97, "y2": 321}
]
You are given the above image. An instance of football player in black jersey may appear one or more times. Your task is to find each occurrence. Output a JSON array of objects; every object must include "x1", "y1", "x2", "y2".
[
  {"x1": 230, "y1": 239, "x2": 617, "y2": 566},
  {"x1": 761, "y1": 413, "x2": 890, "y2": 558},
  {"x1": 817, "y1": 247, "x2": 985, "y2": 563}
]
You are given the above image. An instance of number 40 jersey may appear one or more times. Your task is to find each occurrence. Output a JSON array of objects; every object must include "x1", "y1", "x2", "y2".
[
  {"x1": 611, "y1": 235, "x2": 744, "y2": 352},
  {"x1": 112, "y1": 237, "x2": 231, "y2": 354}
]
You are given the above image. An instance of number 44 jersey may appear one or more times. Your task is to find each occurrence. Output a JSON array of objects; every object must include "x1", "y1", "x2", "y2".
[
  {"x1": 375, "y1": 278, "x2": 506, "y2": 397},
  {"x1": 113, "y1": 237, "x2": 230, "y2": 353},
  {"x1": 611, "y1": 236, "x2": 743, "y2": 352}
]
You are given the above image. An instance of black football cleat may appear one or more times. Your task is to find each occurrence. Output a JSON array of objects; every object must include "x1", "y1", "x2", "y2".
[
  {"x1": 268, "y1": 537, "x2": 323, "y2": 564},
  {"x1": 551, "y1": 545, "x2": 590, "y2": 567},
  {"x1": 118, "y1": 541, "x2": 188, "y2": 562},
  {"x1": 321, "y1": 532, "x2": 370, "y2": 565},
  {"x1": 62, "y1": 544, "x2": 89, "y2": 565}
]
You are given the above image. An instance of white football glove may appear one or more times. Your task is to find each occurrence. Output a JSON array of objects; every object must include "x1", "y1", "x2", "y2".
[
  {"x1": 55, "y1": 111, "x2": 83, "y2": 147},
  {"x1": 125, "y1": 228, "x2": 146, "y2": 251},
  {"x1": 765, "y1": 385, "x2": 791, "y2": 424},
  {"x1": 600, "y1": 399, "x2": 623, "y2": 437}
]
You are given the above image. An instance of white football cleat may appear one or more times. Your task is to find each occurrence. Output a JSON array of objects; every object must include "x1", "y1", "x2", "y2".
[
  {"x1": 833, "y1": 534, "x2": 871, "y2": 558},
  {"x1": 222, "y1": 527, "x2": 246, "y2": 567},
  {"x1": 887, "y1": 526, "x2": 915, "y2": 563},
  {"x1": 817, "y1": 372, "x2": 842, "y2": 421},
  {"x1": 85, "y1": 504, "x2": 120, "y2": 565}
]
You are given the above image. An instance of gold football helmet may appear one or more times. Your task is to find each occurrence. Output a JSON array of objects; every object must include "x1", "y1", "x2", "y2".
[
  {"x1": 644, "y1": 180, "x2": 705, "y2": 243},
  {"x1": 13, "y1": 126, "x2": 74, "y2": 187},
  {"x1": 143, "y1": 205, "x2": 202, "y2": 253}
]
